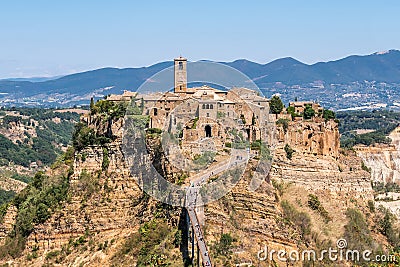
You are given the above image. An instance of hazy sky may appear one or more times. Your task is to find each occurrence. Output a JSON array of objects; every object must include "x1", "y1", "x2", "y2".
[{"x1": 1, "y1": 0, "x2": 399, "y2": 78}]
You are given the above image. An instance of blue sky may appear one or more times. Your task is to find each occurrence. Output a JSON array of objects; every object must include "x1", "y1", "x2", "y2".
[{"x1": 0, "y1": 0, "x2": 399, "y2": 78}]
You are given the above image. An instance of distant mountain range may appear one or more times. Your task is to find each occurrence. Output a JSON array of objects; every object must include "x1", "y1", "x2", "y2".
[{"x1": 1, "y1": 50, "x2": 400, "y2": 110}]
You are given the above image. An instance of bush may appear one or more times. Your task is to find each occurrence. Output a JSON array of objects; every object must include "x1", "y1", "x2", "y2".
[
  {"x1": 0, "y1": 189, "x2": 16, "y2": 206},
  {"x1": 281, "y1": 200, "x2": 311, "y2": 241},
  {"x1": 284, "y1": 144, "x2": 294, "y2": 160},
  {"x1": 361, "y1": 161, "x2": 371, "y2": 173},
  {"x1": 72, "y1": 123, "x2": 111, "y2": 151},
  {"x1": 102, "y1": 148, "x2": 109, "y2": 171},
  {"x1": 193, "y1": 151, "x2": 216, "y2": 168},
  {"x1": 113, "y1": 219, "x2": 171, "y2": 266},
  {"x1": 213, "y1": 233, "x2": 235, "y2": 256},
  {"x1": 307, "y1": 194, "x2": 332, "y2": 222},
  {"x1": 344, "y1": 208, "x2": 373, "y2": 252},
  {"x1": 146, "y1": 128, "x2": 162, "y2": 135},
  {"x1": 378, "y1": 209, "x2": 399, "y2": 246},
  {"x1": 276, "y1": 118, "x2": 289, "y2": 133},
  {"x1": 303, "y1": 104, "x2": 315, "y2": 119},
  {"x1": 322, "y1": 109, "x2": 336, "y2": 120},
  {"x1": 90, "y1": 100, "x2": 128, "y2": 120},
  {"x1": 367, "y1": 200, "x2": 375, "y2": 213},
  {"x1": 192, "y1": 117, "x2": 199, "y2": 129}
]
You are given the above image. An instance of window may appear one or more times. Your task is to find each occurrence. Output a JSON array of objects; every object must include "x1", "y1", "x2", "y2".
[
  {"x1": 202, "y1": 104, "x2": 206, "y2": 109},
  {"x1": 153, "y1": 108, "x2": 158, "y2": 116},
  {"x1": 205, "y1": 104, "x2": 209, "y2": 109},
  {"x1": 210, "y1": 104, "x2": 213, "y2": 109},
  {"x1": 179, "y1": 61, "x2": 183, "y2": 70},
  {"x1": 205, "y1": 125, "x2": 212, "y2": 137},
  {"x1": 207, "y1": 113, "x2": 209, "y2": 117}
]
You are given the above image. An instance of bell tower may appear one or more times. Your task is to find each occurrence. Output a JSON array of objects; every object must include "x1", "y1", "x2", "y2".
[{"x1": 174, "y1": 57, "x2": 187, "y2": 93}]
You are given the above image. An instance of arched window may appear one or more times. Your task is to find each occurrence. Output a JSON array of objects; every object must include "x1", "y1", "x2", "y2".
[
  {"x1": 210, "y1": 104, "x2": 213, "y2": 109},
  {"x1": 205, "y1": 125, "x2": 212, "y2": 137},
  {"x1": 205, "y1": 104, "x2": 209, "y2": 109},
  {"x1": 202, "y1": 104, "x2": 206, "y2": 109}
]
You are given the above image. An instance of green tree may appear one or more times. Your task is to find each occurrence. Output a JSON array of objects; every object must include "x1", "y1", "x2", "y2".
[
  {"x1": 303, "y1": 105, "x2": 315, "y2": 119},
  {"x1": 90, "y1": 97, "x2": 95, "y2": 113},
  {"x1": 322, "y1": 109, "x2": 335, "y2": 120},
  {"x1": 269, "y1": 95, "x2": 284, "y2": 114}
]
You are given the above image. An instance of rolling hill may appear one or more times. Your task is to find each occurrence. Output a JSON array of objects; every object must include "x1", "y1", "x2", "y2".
[{"x1": 1, "y1": 50, "x2": 400, "y2": 109}]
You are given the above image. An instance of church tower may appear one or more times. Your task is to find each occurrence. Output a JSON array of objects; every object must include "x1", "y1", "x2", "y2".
[{"x1": 174, "y1": 57, "x2": 187, "y2": 93}]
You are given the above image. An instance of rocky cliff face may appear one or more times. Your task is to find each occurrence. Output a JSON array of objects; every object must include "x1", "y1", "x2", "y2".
[
  {"x1": 0, "y1": 108, "x2": 384, "y2": 266},
  {"x1": 276, "y1": 118, "x2": 340, "y2": 158},
  {"x1": 355, "y1": 127, "x2": 400, "y2": 185}
]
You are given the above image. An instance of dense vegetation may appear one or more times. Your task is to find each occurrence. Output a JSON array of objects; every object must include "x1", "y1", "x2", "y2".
[
  {"x1": 73, "y1": 98, "x2": 130, "y2": 151},
  {"x1": 0, "y1": 165, "x2": 72, "y2": 258},
  {"x1": 337, "y1": 110, "x2": 400, "y2": 147},
  {"x1": 0, "y1": 108, "x2": 79, "y2": 167},
  {"x1": 0, "y1": 189, "x2": 16, "y2": 206}
]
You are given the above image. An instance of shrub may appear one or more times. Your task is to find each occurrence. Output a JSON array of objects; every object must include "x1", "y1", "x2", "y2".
[
  {"x1": 284, "y1": 144, "x2": 294, "y2": 160},
  {"x1": 72, "y1": 123, "x2": 112, "y2": 151},
  {"x1": 271, "y1": 179, "x2": 285, "y2": 196},
  {"x1": 213, "y1": 233, "x2": 235, "y2": 256},
  {"x1": 281, "y1": 200, "x2": 311, "y2": 241},
  {"x1": 45, "y1": 250, "x2": 61, "y2": 260},
  {"x1": 344, "y1": 208, "x2": 373, "y2": 252},
  {"x1": 367, "y1": 200, "x2": 375, "y2": 213},
  {"x1": 303, "y1": 105, "x2": 315, "y2": 119},
  {"x1": 276, "y1": 118, "x2": 289, "y2": 133},
  {"x1": 191, "y1": 117, "x2": 199, "y2": 129},
  {"x1": 146, "y1": 128, "x2": 162, "y2": 135},
  {"x1": 307, "y1": 194, "x2": 332, "y2": 223},
  {"x1": 193, "y1": 151, "x2": 216, "y2": 168},
  {"x1": 322, "y1": 109, "x2": 336, "y2": 120},
  {"x1": 102, "y1": 148, "x2": 109, "y2": 171},
  {"x1": 113, "y1": 219, "x2": 171, "y2": 266},
  {"x1": 361, "y1": 161, "x2": 371, "y2": 173},
  {"x1": 0, "y1": 189, "x2": 16, "y2": 206}
]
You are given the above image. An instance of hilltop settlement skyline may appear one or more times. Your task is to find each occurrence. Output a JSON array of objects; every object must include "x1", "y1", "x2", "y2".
[{"x1": 1, "y1": 50, "x2": 400, "y2": 111}]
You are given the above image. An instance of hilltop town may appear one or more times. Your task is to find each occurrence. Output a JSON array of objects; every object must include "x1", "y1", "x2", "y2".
[{"x1": 0, "y1": 58, "x2": 398, "y2": 267}]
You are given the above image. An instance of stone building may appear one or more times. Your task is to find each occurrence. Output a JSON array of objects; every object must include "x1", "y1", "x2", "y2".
[
  {"x1": 289, "y1": 101, "x2": 323, "y2": 114},
  {"x1": 130, "y1": 57, "x2": 276, "y2": 159},
  {"x1": 111, "y1": 57, "x2": 340, "y2": 158},
  {"x1": 106, "y1": 90, "x2": 137, "y2": 102}
]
